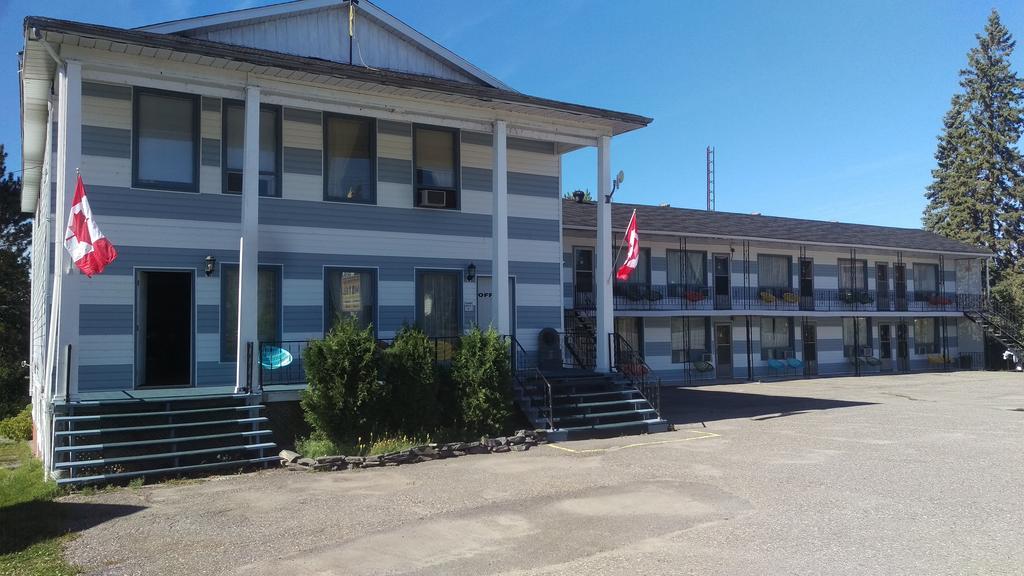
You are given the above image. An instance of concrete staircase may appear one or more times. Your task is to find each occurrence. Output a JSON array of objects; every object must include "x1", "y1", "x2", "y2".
[
  {"x1": 51, "y1": 394, "x2": 278, "y2": 486},
  {"x1": 516, "y1": 370, "x2": 670, "y2": 441}
]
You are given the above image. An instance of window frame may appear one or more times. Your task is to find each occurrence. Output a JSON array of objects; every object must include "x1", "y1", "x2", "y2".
[
  {"x1": 415, "y1": 269, "x2": 464, "y2": 338},
  {"x1": 219, "y1": 263, "x2": 283, "y2": 362},
  {"x1": 913, "y1": 263, "x2": 940, "y2": 301},
  {"x1": 666, "y1": 249, "x2": 708, "y2": 288},
  {"x1": 221, "y1": 100, "x2": 283, "y2": 198},
  {"x1": 412, "y1": 123, "x2": 461, "y2": 210},
  {"x1": 322, "y1": 112, "x2": 378, "y2": 204},
  {"x1": 671, "y1": 316, "x2": 710, "y2": 363},
  {"x1": 756, "y1": 253, "x2": 793, "y2": 292},
  {"x1": 913, "y1": 317, "x2": 939, "y2": 355},
  {"x1": 613, "y1": 246, "x2": 652, "y2": 285},
  {"x1": 838, "y1": 258, "x2": 869, "y2": 291},
  {"x1": 759, "y1": 316, "x2": 794, "y2": 360},
  {"x1": 132, "y1": 87, "x2": 201, "y2": 192},
  {"x1": 842, "y1": 316, "x2": 873, "y2": 358},
  {"x1": 323, "y1": 267, "x2": 378, "y2": 337}
]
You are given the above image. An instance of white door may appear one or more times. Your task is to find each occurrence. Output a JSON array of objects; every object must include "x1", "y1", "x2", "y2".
[{"x1": 476, "y1": 276, "x2": 516, "y2": 335}]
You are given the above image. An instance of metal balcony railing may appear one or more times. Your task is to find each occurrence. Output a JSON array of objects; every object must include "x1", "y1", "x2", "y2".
[{"x1": 572, "y1": 284, "x2": 985, "y2": 314}]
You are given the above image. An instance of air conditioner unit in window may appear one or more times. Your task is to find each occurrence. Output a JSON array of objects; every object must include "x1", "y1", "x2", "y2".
[{"x1": 419, "y1": 188, "x2": 449, "y2": 208}]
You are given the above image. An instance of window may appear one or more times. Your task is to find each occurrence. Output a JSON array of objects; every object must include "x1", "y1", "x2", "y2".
[
  {"x1": 133, "y1": 89, "x2": 199, "y2": 191},
  {"x1": 913, "y1": 263, "x2": 939, "y2": 301},
  {"x1": 221, "y1": 265, "x2": 281, "y2": 362},
  {"x1": 913, "y1": 318, "x2": 939, "y2": 354},
  {"x1": 223, "y1": 102, "x2": 281, "y2": 197},
  {"x1": 757, "y1": 254, "x2": 791, "y2": 292},
  {"x1": 614, "y1": 247, "x2": 650, "y2": 285},
  {"x1": 671, "y1": 317, "x2": 708, "y2": 363},
  {"x1": 417, "y1": 270, "x2": 462, "y2": 337},
  {"x1": 667, "y1": 250, "x2": 707, "y2": 288},
  {"x1": 573, "y1": 247, "x2": 594, "y2": 308},
  {"x1": 838, "y1": 259, "x2": 868, "y2": 291},
  {"x1": 324, "y1": 268, "x2": 377, "y2": 334},
  {"x1": 760, "y1": 317, "x2": 792, "y2": 360},
  {"x1": 414, "y1": 125, "x2": 459, "y2": 209},
  {"x1": 842, "y1": 317, "x2": 872, "y2": 358},
  {"x1": 324, "y1": 114, "x2": 375, "y2": 203}
]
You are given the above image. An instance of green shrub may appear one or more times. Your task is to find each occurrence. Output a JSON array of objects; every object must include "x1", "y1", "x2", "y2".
[
  {"x1": 0, "y1": 404, "x2": 31, "y2": 441},
  {"x1": 451, "y1": 327, "x2": 514, "y2": 437},
  {"x1": 300, "y1": 317, "x2": 387, "y2": 444},
  {"x1": 295, "y1": 432, "x2": 431, "y2": 458},
  {"x1": 381, "y1": 326, "x2": 440, "y2": 433}
]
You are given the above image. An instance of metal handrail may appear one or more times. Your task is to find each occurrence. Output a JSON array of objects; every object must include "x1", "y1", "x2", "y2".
[
  {"x1": 608, "y1": 333, "x2": 661, "y2": 417},
  {"x1": 509, "y1": 336, "x2": 555, "y2": 430}
]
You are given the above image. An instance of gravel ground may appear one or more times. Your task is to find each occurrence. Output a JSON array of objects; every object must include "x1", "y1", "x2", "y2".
[{"x1": 61, "y1": 371, "x2": 1024, "y2": 575}]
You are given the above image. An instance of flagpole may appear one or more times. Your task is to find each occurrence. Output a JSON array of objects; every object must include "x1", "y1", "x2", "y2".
[{"x1": 607, "y1": 209, "x2": 636, "y2": 283}]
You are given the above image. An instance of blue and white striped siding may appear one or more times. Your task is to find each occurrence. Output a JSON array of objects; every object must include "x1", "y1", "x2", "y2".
[{"x1": 74, "y1": 81, "x2": 563, "y2": 391}]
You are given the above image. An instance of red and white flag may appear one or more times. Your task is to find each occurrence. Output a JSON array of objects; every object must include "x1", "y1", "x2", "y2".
[
  {"x1": 64, "y1": 174, "x2": 117, "y2": 277},
  {"x1": 616, "y1": 209, "x2": 640, "y2": 281}
]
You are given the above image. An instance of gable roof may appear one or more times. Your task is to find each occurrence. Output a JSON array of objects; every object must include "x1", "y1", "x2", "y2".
[
  {"x1": 561, "y1": 199, "x2": 990, "y2": 257},
  {"x1": 136, "y1": 0, "x2": 515, "y2": 91}
]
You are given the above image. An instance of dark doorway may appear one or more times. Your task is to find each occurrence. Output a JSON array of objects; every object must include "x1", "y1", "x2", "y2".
[
  {"x1": 894, "y1": 264, "x2": 908, "y2": 312},
  {"x1": 136, "y1": 270, "x2": 193, "y2": 387},
  {"x1": 876, "y1": 264, "x2": 890, "y2": 311},
  {"x1": 715, "y1": 323, "x2": 732, "y2": 379},
  {"x1": 802, "y1": 321, "x2": 817, "y2": 376},
  {"x1": 714, "y1": 255, "x2": 731, "y2": 310},
  {"x1": 896, "y1": 322, "x2": 909, "y2": 372},
  {"x1": 799, "y1": 258, "x2": 814, "y2": 310}
]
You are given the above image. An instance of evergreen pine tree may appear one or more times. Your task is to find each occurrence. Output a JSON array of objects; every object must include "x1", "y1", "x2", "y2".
[
  {"x1": 0, "y1": 145, "x2": 31, "y2": 416},
  {"x1": 923, "y1": 10, "x2": 1024, "y2": 312}
]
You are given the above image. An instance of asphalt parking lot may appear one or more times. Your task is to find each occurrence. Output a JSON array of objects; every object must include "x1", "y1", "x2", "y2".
[{"x1": 62, "y1": 371, "x2": 1024, "y2": 575}]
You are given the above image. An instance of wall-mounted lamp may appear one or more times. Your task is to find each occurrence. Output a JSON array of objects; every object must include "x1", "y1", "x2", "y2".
[
  {"x1": 205, "y1": 255, "x2": 216, "y2": 277},
  {"x1": 466, "y1": 262, "x2": 476, "y2": 281},
  {"x1": 605, "y1": 170, "x2": 625, "y2": 203}
]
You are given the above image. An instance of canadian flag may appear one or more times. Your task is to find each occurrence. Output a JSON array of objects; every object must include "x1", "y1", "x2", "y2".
[
  {"x1": 616, "y1": 209, "x2": 640, "y2": 281},
  {"x1": 64, "y1": 174, "x2": 118, "y2": 277}
]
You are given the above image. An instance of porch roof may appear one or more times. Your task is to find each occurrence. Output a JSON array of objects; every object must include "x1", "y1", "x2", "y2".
[{"x1": 561, "y1": 199, "x2": 991, "y2": 257}]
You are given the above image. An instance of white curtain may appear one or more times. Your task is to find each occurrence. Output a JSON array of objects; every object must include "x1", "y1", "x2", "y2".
[
  {"x1": 668, "y1": 250, "x2": 706, "y2": 286},
  {"x1": 760, "y1": 317, "x2": 790, "y2": 359},
  {"x1": 839, "y1": 259, "x2": 867, "y2": 290},
  {"x1": 671, "y1": 317, "x2": 707, "y2": 361},
  {"x1": 758, "y1": 255, "x2": 790, "y2": 290},
  {"x1": 914, "y1": 264, "x2": 938, "y2": 294},
  {"x1": 420, "y1": 272, "x2": 460, "y2": 337}
]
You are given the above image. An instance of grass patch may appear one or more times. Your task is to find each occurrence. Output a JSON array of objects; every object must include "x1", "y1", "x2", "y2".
[
  {"x1": 0, "y1": 441, "x2": 79, "y2": 576},
  {"x1": 296, "y1": 433, "x2": 433, "y2": 458}
]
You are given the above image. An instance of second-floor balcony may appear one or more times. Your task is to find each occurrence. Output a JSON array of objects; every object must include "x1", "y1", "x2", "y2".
[{"x1": 573, "y1": 285, "x2": 983, "y2": 314}]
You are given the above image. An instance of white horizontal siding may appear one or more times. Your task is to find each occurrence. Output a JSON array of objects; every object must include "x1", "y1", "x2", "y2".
[
  {"x1": 460, "y1": 189, "x2": 491, "y2": 215},
  {"x1": 514, "y1": 283, "x2": 561, "y2": 307},
  {"x1": 509, "y1": 239, "x2": 561, "y2": 264},
  {"x1": 196, "y1": 277, "x2": 220, "y2": 307},
  {"x1": 83, "y1": 95, "x2": 131, "y2": 130},
  {"x1": 283, "y1": 117, "x2": 322, "y2": 150},
  {"x1": 200, "y1": 166, "x2": 222, "y2": 194},
  {"x1": 201, "y1": 108, "x2": 220, "y2": 140},
  {"x1": 81, "y1": 156, "x2": 131, "y2": 188},
  {"x1": 196, "y1": 333, "x2": 221, "y2": 362},
  {"x1": 378, "y1": 132, "x2": 411, "y2": 161},
  {"x1": 283, "y1": 173, "x2": 322, "y2": 202},
  {"x1": 79, "y1": 274, "x2": 134, "y2": 305},
  {"x1": 377, "y1": 181, "x2": 413, "y2": 209},
  {"x1": 461, "y1": 142, "x2": 490, "y2": 169},
  {"x1": 378, "y1": 280, "x2": 414, "y2": 306},
  {"x1": 508, "y1": 149, "x2": 558, "y2": 178}
]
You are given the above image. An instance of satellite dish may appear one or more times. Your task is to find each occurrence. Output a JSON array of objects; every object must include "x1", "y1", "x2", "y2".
[{"x1": 615, "y1": 170, "x2": 625, "y2": 186}]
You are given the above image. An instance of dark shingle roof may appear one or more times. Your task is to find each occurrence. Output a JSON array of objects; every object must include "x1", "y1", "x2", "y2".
[
  {"x1": 24, "y1": 17, "x2": 652, "y2": 132},
  {"x1": 561, "y1": 199, "x2": 989, "y2": 256}
]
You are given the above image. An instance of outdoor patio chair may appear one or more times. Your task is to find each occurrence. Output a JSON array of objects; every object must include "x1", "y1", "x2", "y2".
[
  {"x1": 767, "y1": 358, "x2": 786, "y2": 377},
  {"x1": 260, "y1": 346, "x2": 293, "y2": 370},
  {"x1": 785, "y1": 357, "x2": 804, "y2": 372}
]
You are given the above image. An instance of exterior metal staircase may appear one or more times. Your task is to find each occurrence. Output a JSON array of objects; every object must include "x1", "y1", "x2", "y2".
[
  {"x1": 511, "y1": 337, "x2": 669, "y2": 441},
  {"x1": 51, "y1": 393, "x2": 278, "y2": 486},
  {"x1": 963, "y1": 300, "x2": 1023, "y2": 361}
]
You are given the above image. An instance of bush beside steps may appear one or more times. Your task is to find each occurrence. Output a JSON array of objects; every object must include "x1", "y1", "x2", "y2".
[{"x1": 281, "y1": 429, "x2": 547, "y2": 471}]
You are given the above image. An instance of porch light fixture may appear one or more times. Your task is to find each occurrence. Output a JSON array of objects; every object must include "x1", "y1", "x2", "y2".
[
  {"x1": 605, "y1": 170, "x2": 625, "y2": 203},
  {"x1": 204, "y1": 255, "x2": 216, "y2": 277},
  {"x1": 466, "y1": 262, "x2": 476, "y2": 281}
]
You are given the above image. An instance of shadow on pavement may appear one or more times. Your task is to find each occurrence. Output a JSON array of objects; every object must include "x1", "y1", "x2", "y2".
[
  {"x1": 0, "y1": 500, "x2": 145, "y2": 554},
  {"x1": 660, "y1": 386, "x2": 876, "y2": 426}
]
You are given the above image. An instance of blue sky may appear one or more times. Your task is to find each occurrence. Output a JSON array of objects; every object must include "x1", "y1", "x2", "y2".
[{"x1": 1, "y1": 0, "x2": 1020, "y2": 228}]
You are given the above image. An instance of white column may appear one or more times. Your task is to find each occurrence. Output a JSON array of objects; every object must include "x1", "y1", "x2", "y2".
[
  {"x1": 54, "y1": 60, "x2": 82, "y2": 402},
  {"x1": 594, "y1": 135, "x2": 613, "y2": 373},
  {"x1": 235, "y1": 86, "x2": 261, "y2": 393},
  {"x1": 491, "y1": 120, "x2": 510, "y2": 335}
]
